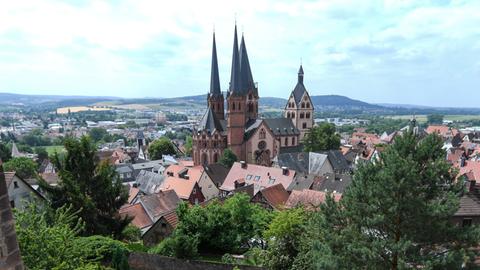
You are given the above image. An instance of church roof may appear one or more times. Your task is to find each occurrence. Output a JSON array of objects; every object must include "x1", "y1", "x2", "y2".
[
  {"x1": 238, "y1": 35, "x2": 256, "y2": 96},
  {"x1": 210, "y1": 32, "x2": 221, "y2": 96},
  {"x1": 264, "y1": 118, "x2": 300, "y2": 136},
  {"x1": 229, "y1": 25, "x2": 241, "y2": 95},
  {"x1": 291, "y1": 65, "x2": 308, "y2": 106},
  {"x1": 197, "y1": 107, "x2": 223, "y2": 133}
]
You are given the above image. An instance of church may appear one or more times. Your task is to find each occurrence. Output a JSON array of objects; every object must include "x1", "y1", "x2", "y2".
[{"x1": 192, "y1": 25, "x2": 314, "y2": 166}]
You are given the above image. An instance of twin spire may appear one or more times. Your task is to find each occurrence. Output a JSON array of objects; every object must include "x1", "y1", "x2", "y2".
[{"x1": 209, "y1": 24, "x2": 256, "y2": 97}]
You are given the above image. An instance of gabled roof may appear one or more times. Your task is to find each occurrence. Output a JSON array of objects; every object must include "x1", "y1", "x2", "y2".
[
  {"x1": 204, "y1": 164, "x2": 230, "y2": 187},
  {"x1": 165, "y1": 165, "x2": 204, "y2": 182},
  {"x1": 119, "y1": 203, "x2": 152, "y2": 229},
  {"x1": 197, "y1": 107, "x2": 223, "y2": 133},
  {"x1": 313, "y1": 173, "x2": 352, "y2": 194},
  {"x1": 264, "y1": 118, "x2": 300, "y2": 136},
  {"x1": 161, "y1": 176, "x2": 198, "y2": 200},
  {"x1": 137, "y1": 189, "x2": 180, "y2": 221},
  {"x1": 285, "y1": 189, "x2": 341, "y2": 210},
  {"x1": 135, "y1": 170, "x2": 166, "y2": 195},
  {"x1": 321, "y1": 150, "x2": 350, "y2": 172},
  {"x1": 256, "y1": 183, "x2": 289, "y2": 209},
  {"x1": 287, "y1": 173, "x2": 316, "y2": 191}
]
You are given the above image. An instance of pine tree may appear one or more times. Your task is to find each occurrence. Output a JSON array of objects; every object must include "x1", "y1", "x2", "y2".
[
  {"x1": 309, "y1": 132, "x2": 480, "y2": 269},
  {"x1": 39, "y1": 136, "x2": 130, "y2": 238}
]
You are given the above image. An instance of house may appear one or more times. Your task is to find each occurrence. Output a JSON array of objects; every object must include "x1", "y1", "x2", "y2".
[
  {"x1": 452, "y1": 180, "x2": 480, "y2": 227},
  {"x1": 321, "y1": 150, "x2": 351, "y2": 174},
  {"x1": 204, "y1": 163, "x2": 230, "y2": 188},
  {"x1": 285, "y1": 189, "x2": 341, "y2": 210},
  {"x1": 251, "y1": 183, "x2": 289, "y2": 210},
  {"x1": 119, "y1": 203, "x2": 152, "y2": 234},
  {"x1": 165, "y1": 164, "x2": 220, "y2": 200},
  {"x1": 135, "y1": 170, "x2": 166, "y2": 195},
  {"x1": 160, "y1": 176, "x2": 205, "y2": 204},
  {"x1": 287, "y1": 173, "x2": 316, "y2": 192},
  {"x1": 220, "y1": 161, "x2": 296, "y2": 196},
  {"x1": 142, "y1": 210, "x2": 178, "y2": 247},
  {"x1": 312, "y1": 173, "x2": 352, "y2": 194},
  {"x1": 273, "y1": 152, "x2": 333, "y2": 176},
  {"x1": 4, "y1": 172, "x2": 45, "y2": 209}
]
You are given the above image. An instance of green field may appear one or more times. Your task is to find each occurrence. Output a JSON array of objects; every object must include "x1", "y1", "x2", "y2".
[
  {"x1": 45, "y1": 145, "x2": 65, "y2": 155},
  {"x1": 387, "y1": 115, "x2": 480, "y2": 123}
]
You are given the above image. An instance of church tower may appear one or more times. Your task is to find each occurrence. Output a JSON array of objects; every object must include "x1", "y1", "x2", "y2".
[
  {"x1": 227, "y1": 25, "x2": 258, "y2": 161},
  {"x1": 284, "y1": 65, "x2": 314, "y2": 139},
  {"x1": 207, "y1": 32, "x2": 224, "y2": 120}
]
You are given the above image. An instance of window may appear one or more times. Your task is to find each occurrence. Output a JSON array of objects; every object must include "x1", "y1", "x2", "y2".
[
  {"x1": 268, "y1": 178, "x2": 276, "y2": 185},
  {"x1": 301, "y1": 102, "x2": 305, "y2": 108},
  {"x1": 292, "y1": 112, "x2": 295, "y2": 118},
  {"x1": 303, "y1": 123, "x2": 307, "y2": 129},
  {"x1": 213, "y1": 153, "x2": 219, "y2": 163},
  {"x1": 193, "y1": 188, "x2": 197, "y2": 194},
  {"x1": 246, "y1": 174, "x2": 253, "y2": 180},
  {"x1": 292, "y1": 137, "x2": 295, "y2": 145},
  {"x1": 463, "y1": 218, "x2": 473, "y2": 227},
  {"x1": 306, "y1": 103, "x2": 310, "y2": 108},
  {"x1": 287, "y1": 112, "x2": 291, "y2": 118},
  {"x1": 238, "y1": 103, "x2": 241, "y2": 110},
  {"x1": 232, "y1": 102, "x2": 235, "y2": 110},
  {"x1": 259, "y1": 128, "x2": 266, "y2": 139},
  {"x1": 300, "y1": 112, "x2": 304, "y2": 119},
  {"x1": 306, "y1": 112, "x2": 310, "y2": 119},
  {"x1": 10, "y1": 200, "x2": 15, "y2": 208},
  {"x1": 14, "y1": 181, "x2": 19, "y2": 189},
  {"x1": 284, "y1": 137, "x2": 288, "y2": 146},
  {"x1": 254, "y1": 176, "x2": 261, "y2": 182}
]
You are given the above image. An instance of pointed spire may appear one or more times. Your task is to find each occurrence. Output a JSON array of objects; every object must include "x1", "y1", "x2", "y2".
[
  {"x1": 298, "y1": 65, "x2": 304, "y2": 84},
  {"x1": 239, "y1": 34, "x2": 255, "y2": 95},
  {"x1": 229, "y1": 24, "x2": 241, "y2": 94},
  {"x1": 210, "y1": 32, "x2": 221, "y2": 96}
]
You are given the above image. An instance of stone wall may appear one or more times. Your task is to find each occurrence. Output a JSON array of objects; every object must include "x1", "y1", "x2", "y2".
[
  {"x1": 129, "y1": 252, "x2": 265, "y2": 270},
  {"x1": 0, "y1": 162, "x2": 24, "y2": 270}
]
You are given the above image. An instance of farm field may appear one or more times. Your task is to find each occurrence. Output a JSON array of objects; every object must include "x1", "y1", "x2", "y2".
[
  {"x1": 45, "y1": 145, "x2": 65, "y2": 155},
  {"x1": 387, "y1": 114, "x2": 480, "y2": 123},
  {"x1": 56, "y1": 106, "x2": 111, "y2": 114}
]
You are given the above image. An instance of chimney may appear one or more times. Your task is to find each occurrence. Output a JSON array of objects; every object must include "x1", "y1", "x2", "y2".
[
  {"x1": 281, "y1": 166, "x2": 288, "y2": 176},
  {"x1": 132, "y1": 183, "x2": 138, "y2": 188},
  {"x1": 184, "y1": 175, "x2": 190, "y2": 180},
  {"x1": 460, "y1": 156, "x2": 466, "y2": 167},
  {"x1": 240, "y1": 161, "x2": 247, "y2": 169}
]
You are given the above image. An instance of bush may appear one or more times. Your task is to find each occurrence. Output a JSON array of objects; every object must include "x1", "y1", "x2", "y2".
[
  {"x1": 149, "y1": 233, "x2": 199, "y2": 259},
  {"x1": 73, "y1": 235, "x2": 129, "y2": 264},
  {"x1": 121, "y1": 225, "x2": 142, "y2": 242}
]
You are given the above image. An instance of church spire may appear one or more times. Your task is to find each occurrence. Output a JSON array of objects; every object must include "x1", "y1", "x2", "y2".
[
  {"x1": 229, "y1": 24, "x2": 241, "y2": 94},
  {"x1": 239, "y1": 34, "x2": 255, "y2": 95},
  {"x1": 210, "y1": 32, "x2": 221, "y2": 96},
  {"x1": 298, "y1": 65, "x2": 304, "y2": 84}
]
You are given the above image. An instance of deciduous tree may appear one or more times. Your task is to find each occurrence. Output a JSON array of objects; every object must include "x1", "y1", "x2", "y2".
[{"x1": 303, "y1": 123, "x2": 340, "y2": 152}]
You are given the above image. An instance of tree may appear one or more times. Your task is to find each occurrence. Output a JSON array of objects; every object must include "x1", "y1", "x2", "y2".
[
  {"x1": 303, "y1": 123, "x2": 340, "y2": 152},
  {"x1": 184, "y1": 135, "x2": 193, "y2": 157},
  {"x1": 88, "y1": 127, "x2": 108, "y2": 143},
  {"x1": 35, "y1": 147, "x2": 49, "y2": 162},
  {"x1": 427, "y1": 114, "x2": 444, "y2": 125},
  {"x1": 309, "y1": 132, "x2": 480, "y2": 269},
  {"x1": 148, "y1": 137, "x2": 176, "y2": 160},
  {"x1": 0, "y1": 142, "x2": 11, "y2": 162},
  {"x1": 218, "y1": 148, "x2": 238, "y2": 168},
  {"x1": 3, "y1": 157, "x2": 38, "y2": 179},
  {"x1": 39, "y1": 136, "x2": 130, "y2": 238}
]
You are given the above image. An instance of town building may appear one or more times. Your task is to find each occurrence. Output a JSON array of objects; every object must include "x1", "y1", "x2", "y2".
[{"x1": 192, "y1": 26, "x2": 314, "y2": 166}]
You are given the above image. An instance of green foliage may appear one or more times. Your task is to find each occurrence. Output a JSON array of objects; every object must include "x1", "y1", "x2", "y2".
[
  {"x1": 88, "y1": 127, "x2": 108, "y2": 143},
  {"x1": 218, "y1": 148, "x2": 238, "y2": 168},
  {"x1": 184, "y1": 135, "x2": 193, "y2": 156},
  {"x1": 149, "y1": 232, "x2": 199, "y2": 259},
  {"x1": 170, "y1": 194, "x2": 273, "y2": 257},
  {"x1": 35, "y1": 146, "x2": 49, "y2": 162},
  {"x1": 121, "y1": 225, "x2": 142, "y2": 242},
  {"x1": 365, "y1": 117, "x2": 409, "y2": 134},
  {"x1": 303, "y1": 123, "x2": 341, "y2": 152},
  {"x1": 39, "y1": 136, "x2": 130, "y2": 238},
  {"x1": 308, "y1": 132, "x2": 480, "y2": 269},
  {"x1": 427, "y1": 114, "x2": 445, "y2": 125},
  {"x1": 74, "y1": 235, "x2": 129, "y2": 267},
  {"x1": 112, "y1": 245, "x2": 130, "y2": 270},
  {"x1": 0, "y1": 142, "x2": 11, "y2": 162},
  {"x1": 166, "y1": 112, "x2": 188, "y2": 122},
  {"x1": 148, "y1": 137, "x2": 177, "y2": 160},
  {"x1": 21, "y1": 128, "x2": 52, "y2": 146},
  {"x1": 3, "y1": 157, "x2": 38, "y2": 179},
  {"x1": 263, "y1": 208, "x2": 308, "y2": 270}
]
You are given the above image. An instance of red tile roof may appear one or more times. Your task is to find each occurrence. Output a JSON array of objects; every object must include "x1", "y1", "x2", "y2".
[
  {"x1": 258, "y1": 184, "x2": 289, "y2": 209},
  {"x1": 285, "y1": 189, "x2": 341, "y2": 210},
  {"x1": 119, "y1": 203, "x2": 152, "y2": 229},
  {"x1": 160, "y1": 176, "x2": 197, "y2": 200},
  {"x1": 221, "y1": 162, "x2": 296, "y2": 194},
  {"x1": 128, "y1": 187, "x2": 140, "y2": 204},
  {"x1": 426, "y1": 125, "x2": 459, "y2": 137},
  {"x1": 459, "y1": 161, "x2": 480, "y2": 182},
  {"x1": 164, "y1": 164, "x2": 204, "y2": 182}
]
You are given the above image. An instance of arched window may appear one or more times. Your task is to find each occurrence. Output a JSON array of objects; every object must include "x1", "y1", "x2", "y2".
[
  {"x1": 284, "y1": 137, "x2": 288, "y2": 146},
  {"x1": 292, "y1": 137, "x2": 295, "y2": 145},
  {"x1": 238, "y1": 102, "x2": 241, "y2": 110},
  {"x1": 213, "y1": 153, "x2": 219, "y2": 163},
  {"x1": 306, "y1": 112, "x2": 310, "y2": 119},
  {"x1": 202, "y1": 153, "x2": 208, "y2": 165},
  {"x1": 232, "y1": 102, "x2": 236, "y2": 110},
  {"x1": 306, "y1": 103, "x2": 310, "y2": 108},
  {"x1": 249, "y1": 94, "x2": 253, "y2": 100},
  {"x1": 292, "y1": 112, "x2": 295, "y2": 118},
  {"x1": 302, "y1": 122, "x2": 307, "y2": 129},
  {"x1": 300, "y1": 112, "x2": 304, "y2": 119},
  {"x1": 259, "y1": 128, "x2": 266, "y2": 139},
  {"x1": 212, "y1": 104, "x2": 215, "y2": 110},
  {"x1": 301, "y1": 102, "x2": 305, "y2": 108}
]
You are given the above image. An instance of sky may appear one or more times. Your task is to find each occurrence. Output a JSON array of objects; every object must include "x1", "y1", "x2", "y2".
[{"x1": 0, "y1": 0, "x2": 479, "y2": 107}]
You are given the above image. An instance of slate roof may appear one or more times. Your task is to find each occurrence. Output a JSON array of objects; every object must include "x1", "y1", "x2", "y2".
[
  {"x1": 264, "y1": 118, "x2": 300, "y2": 136},
  {"x1": 204, "y1": 164, "x2": 230, "y2": 187},
  {"x1": 229, "y1": 25, "x2": 241, "y2": 94},
  {"x1": 257, "y1": 183, "x2": 289, "y2": 209},
  {"x1": 321, "y1": 150, "x2": 350, "y2": 172},
  {"x1": 197, "y1": 107, "x2": 223, "y2": 133},
  {"x1": 137, "y1": 189, "x2": 180, "y2": 221},
  {"x1": 291, "y1": 65, "x2": 308, "y2": 106},
  {"x1": 136, "y1": 170, "x2": 166, "y2": 195},
  {"x1": 287, "y1": 173, "x2": 316, "y2": 191},
  {"x1": 313, "y1": 173, "x2": 352, "y2": 194},
  {"x1": 210, "y1": 32, "x2": 221, "y2": 96},
  {"x1": 276, "y1": 152, "x2": 310, "y2": 174},
  {"x1": 238, "y1": 35, "x2": 256, "y2": 96},
  {"x1": 455, "y1": 184, "x2": 480, "y2": 217}
]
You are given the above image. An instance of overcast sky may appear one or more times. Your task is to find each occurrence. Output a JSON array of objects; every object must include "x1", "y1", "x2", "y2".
[{"x1": 1, "y1": 0, "x2": 479, "y2": 107}]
